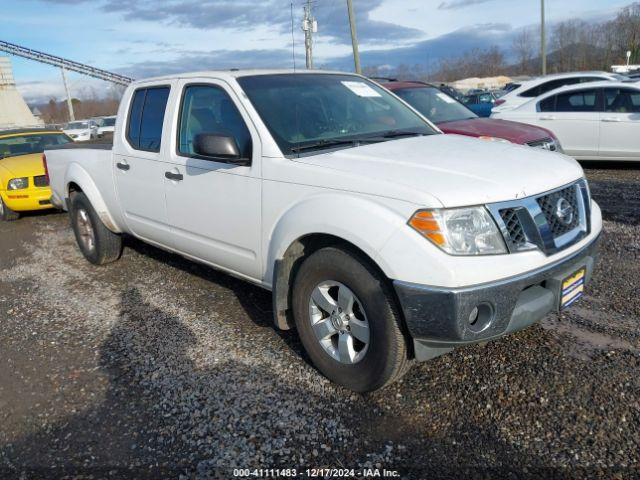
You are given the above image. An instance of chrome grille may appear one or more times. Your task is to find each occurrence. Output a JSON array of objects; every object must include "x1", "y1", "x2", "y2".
[
  {"x1": 526, "y1": 137, "x2": 558, "y2": 151},
  {"x1": 487, "y1": 180, "x2": 590, "y2": 256},
  {"x1": 536, "y1": 185, "x2": 579, "y2": 237},
  {"x1": 33, "y1": 175, "x2": 49, "y2": 187},
  {"x1": 499, "y1": 208, "x2": 527, "y2": 249}
]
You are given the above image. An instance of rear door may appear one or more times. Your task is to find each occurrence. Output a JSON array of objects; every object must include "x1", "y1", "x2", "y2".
[
  {"x1": 162, "y1": 79, "x2": 262, "y2": 280},
  {"x1": 535, "y1": 88, "x2": 602, "y2": 159},
  {"x1": 599, "y1": 87, "x2": 640, "y2": 160},
  {"x1": 114, "y1": 85, "x2": 173, "y2": 243}
]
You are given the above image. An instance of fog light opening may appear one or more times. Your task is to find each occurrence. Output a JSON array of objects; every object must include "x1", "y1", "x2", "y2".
[
  {"x1": 468, "y1": 307, "x2": 479, "y2": 326},
  {"x1": 467, "y1": 303, "x2": 494, "y2": 333}
]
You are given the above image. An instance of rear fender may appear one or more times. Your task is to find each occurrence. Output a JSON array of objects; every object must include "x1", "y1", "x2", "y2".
[{"x1": 65, "y1": 163, "x2": 121, "y2": 233}]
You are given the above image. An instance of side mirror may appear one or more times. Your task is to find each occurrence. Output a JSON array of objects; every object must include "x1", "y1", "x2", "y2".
[{"x1": 193, "y1": 133, "x2": 249, "y2": 165}]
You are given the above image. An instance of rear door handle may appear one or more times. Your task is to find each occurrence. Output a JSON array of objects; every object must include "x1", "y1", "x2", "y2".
[
  {"x1": 165, "y1": 171, "x2": 183, "y2": 181},
  {"x1": 601, "y1": 117, "x2": 621, "y2": 122},
  {"x1": 539, "y1": 115, "x2": 556, "y2": 120},
  {"x1": 116, "y1": 161, "x2": 130, "y2": 171}
]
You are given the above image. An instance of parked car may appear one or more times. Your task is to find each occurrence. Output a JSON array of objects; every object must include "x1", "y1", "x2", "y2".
[
  {"x1": 385, "y1": 81, "x2": 562, "y2": 151},
  {"x1": 45, "y1": 70, "x2": 602, "y2": 392},
  {"x1": 492, "y1": 81, "x2": 640, "y2": 161},
  {"x1": 63, "y1": 120, "x2": 98, "y2": 142},
  {"x1": 0, "y1": 128, "x2": 72, "y2": 220},
  {"x1": 438, "y1": 83, "x2": 464, "y2": 101},
  {"x1": 492, "y1": 71, "x2": 627, "y2": 114},
  {"x1": 461, "y1": 91, "x2": 497, "y2": 117},
  {"x1": 97, "y1": 116, "x2": 116, "y2": 138}
]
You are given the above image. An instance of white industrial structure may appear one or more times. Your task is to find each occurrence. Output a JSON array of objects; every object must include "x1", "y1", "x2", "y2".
[{"x1": 0, "y1": 56, "x2": 43, "y2": 129}]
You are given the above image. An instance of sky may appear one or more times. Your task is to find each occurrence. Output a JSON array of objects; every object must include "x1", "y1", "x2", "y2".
[{"x1": 1, "y1": 0, "x2": 631, "y2": 103}]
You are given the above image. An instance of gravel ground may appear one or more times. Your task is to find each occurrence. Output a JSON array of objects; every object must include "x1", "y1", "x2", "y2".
[{"x1": 1, "y1": 166, "x2": 639, "y2": 479}]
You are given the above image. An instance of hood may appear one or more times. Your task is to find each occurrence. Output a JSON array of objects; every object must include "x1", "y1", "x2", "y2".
[
  {"x1": 0, "y1": 153, "x2": 44, "y2": 179},
  {"x1": 438, "y1": 118, "x2": 555, "y2": 144},
  {"x1": 295, "y1": 134, "x2": 583, "y2": 208}
]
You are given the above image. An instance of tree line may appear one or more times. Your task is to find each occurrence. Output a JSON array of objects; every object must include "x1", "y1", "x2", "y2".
[{"x1": 365, "y1": 2, "x2": 640, "y2": 82}]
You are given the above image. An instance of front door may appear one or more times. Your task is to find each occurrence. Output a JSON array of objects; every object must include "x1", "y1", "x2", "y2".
[{"x1": 163, "y1": 80, "x2": 262, "y2": 280}]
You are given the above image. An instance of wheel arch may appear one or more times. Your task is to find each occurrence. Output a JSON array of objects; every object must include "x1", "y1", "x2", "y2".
[
  {"x1": 65, "y1": 163, "x2": 121, "y2": 233},
  {"x1": 267, "y1": 194, "x2": 408, "y2": 331}
]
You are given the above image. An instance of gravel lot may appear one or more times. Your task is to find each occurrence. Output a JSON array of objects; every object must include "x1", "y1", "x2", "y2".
[{"x1": 1, "y1": 166, "x2": 639, "y2": 479}]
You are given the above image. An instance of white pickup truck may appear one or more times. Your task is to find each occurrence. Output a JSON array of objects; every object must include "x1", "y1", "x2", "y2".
[{"x1": 45, "y1": 70, "x2": 602, "y2": 392}]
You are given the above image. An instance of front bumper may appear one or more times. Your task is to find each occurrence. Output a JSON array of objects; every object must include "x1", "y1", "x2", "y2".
[
  {"x1": 1, "y1": 188, "x2": 53, "y2": 212},
  {"x1": 394, "y1": 234, "x2": 600, "y2": 361}
]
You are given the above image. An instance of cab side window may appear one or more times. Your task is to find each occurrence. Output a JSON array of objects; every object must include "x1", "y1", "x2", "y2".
[
  {"x1": 178, "y1": 85, "x2": 252, "y2": 160},
  {"x1": 604, "y1": 88, "x2": 640, "y2": 113},
  {"x1": 126, "y1": 86, "x2": 170, "y2": 152}
]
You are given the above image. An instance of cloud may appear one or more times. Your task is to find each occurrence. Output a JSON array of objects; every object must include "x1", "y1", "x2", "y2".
[
  {"x1": 36, "y1": 0, "x2": 424, "y2": 45},
  {"x1": 326, "y1": 22, "x2": 517, "y2": 71},
  {"x1": 438, "y1": 0, "x2": 494, "y2": 10},
  {"x1": 118, "y1": 48, "x2": 298, "y2": 79}
]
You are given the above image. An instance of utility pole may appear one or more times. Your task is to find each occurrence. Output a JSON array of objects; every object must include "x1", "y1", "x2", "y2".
[
  {"x1": 346, "y1": 0, "x2": 361, "y2": 74},
  {"x1": 541, "y1": 0, "x2": 546, "y2": 75},
  {"x1": 60, "y1": 66, "x2": 75, "y2": 122},
  {"x1": 302, "y1": 0, "x2": 316, "y2": 69}
]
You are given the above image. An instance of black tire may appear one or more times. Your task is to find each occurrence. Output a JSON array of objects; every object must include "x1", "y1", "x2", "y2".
[
  {"x1": 70, "y1": 192, "x2": 122, "y2": 265},
  {"x1": 0, "y1": 197, "x2": 20, "y2": 221},
  {"x1": 292, "y1": 246, "x2": 410, "y2": 392}
]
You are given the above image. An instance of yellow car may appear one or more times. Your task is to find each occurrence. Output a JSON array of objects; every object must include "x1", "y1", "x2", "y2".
[{"x1": 0, "y1": 128, "x2": 73, "y2": 221}]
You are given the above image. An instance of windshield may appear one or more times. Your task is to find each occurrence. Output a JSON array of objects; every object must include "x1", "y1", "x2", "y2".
[
  {"x1": 237, "y1": 74, "x2": 437, "y2": 155},
  {"x1": 102, "y1": 118, "x2": 116, "y2": 126},
  {"x1": 0, "y1": 133, "x2": 72, "y2": 159},
  {"x1": 66, "y1": 122, "x2": 89, "y2": 129},
  {"x1": 394, "y1": 86, "x2": 477, "y2": 123}
]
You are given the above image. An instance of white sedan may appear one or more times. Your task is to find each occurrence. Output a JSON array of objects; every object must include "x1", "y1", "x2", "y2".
[
  {"x1": 492, "y1": 81, "x2": 640, "y2": 161},
  {"x1": 62, "y1": 120, "x2": 98, "y2": 142}
]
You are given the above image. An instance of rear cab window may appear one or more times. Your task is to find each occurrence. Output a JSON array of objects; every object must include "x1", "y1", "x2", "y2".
[{"x1": 126, "y1": 86, "x2": 171, "y2": 152}]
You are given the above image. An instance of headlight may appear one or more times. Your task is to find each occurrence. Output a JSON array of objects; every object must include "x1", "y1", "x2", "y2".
[
  {"x1": 478, "y1": 136, "x2": 511, "y2": 143},
  {"x1": 8, "y1": 177, "x2": 29, "y2": 190},
  {"x1": 409, "y1": 207, "x2": 507, "y2": 255}
]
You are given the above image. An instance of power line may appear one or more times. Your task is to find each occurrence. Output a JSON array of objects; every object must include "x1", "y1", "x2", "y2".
[{"x1": 291, "y1": 3, "x2": 297, "y2": 70}]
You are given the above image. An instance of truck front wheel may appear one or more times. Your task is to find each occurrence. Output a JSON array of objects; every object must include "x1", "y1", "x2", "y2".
[
  {"x1": 70, "y1": 192, "x2": 122, "y2": 265},
  {"x1": 292, "y1": 246, "x2": 410, "y2": 392}
]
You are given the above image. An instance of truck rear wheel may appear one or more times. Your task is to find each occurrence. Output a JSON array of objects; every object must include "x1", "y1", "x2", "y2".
[
  {"x1": 0, "y1": 197, "x2": 20, "y2": 221},
  {"x1": 70, "y1": 192, "x2": 122, "y2": 265},
  {"x1": 292, "y1": 246, "x2": 410, "y2": 392}
]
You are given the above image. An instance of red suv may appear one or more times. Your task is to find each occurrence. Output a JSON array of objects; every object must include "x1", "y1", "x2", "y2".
[{"x1": 384, "y1": 81, "x2": 562, "y2": 152}]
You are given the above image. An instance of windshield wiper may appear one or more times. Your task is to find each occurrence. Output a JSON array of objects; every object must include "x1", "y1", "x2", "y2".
[
  {"x1": 356, "y1": 130, "x2": 428, "y2": 143},
  {"x1": 290, "y1": 138, "x2": 359, "y2": 154},
  {"x1": 379, "y1": 130, "x2": 427, "y2": 138}
]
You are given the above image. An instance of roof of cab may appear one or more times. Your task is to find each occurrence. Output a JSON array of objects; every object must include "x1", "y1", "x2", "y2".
[{"x1": 131, "y1": 69, "x2": 356, "y2": 85}]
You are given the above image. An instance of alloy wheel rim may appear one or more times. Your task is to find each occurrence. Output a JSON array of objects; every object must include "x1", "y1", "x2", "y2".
[
  {"x1": 76, "y1": 208, "x2": 96, "y2": 252},
  {"x1": 308, "y1": 281, "x2": 370, "y2": 365}
]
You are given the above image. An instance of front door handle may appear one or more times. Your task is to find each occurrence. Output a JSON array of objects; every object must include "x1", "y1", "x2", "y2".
[
  {"x1": 601, "y1": 117, "x2": 621, "y2": 122},
  {"x1": 116, "y1": 161, "x2": 130, "y2": 171},
  {"x1": 539, "y1": 115, "x2": 556, "y2": 120},
  {"x1": 165, "y1": 171, "x2": 183, "y2": 181}
]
